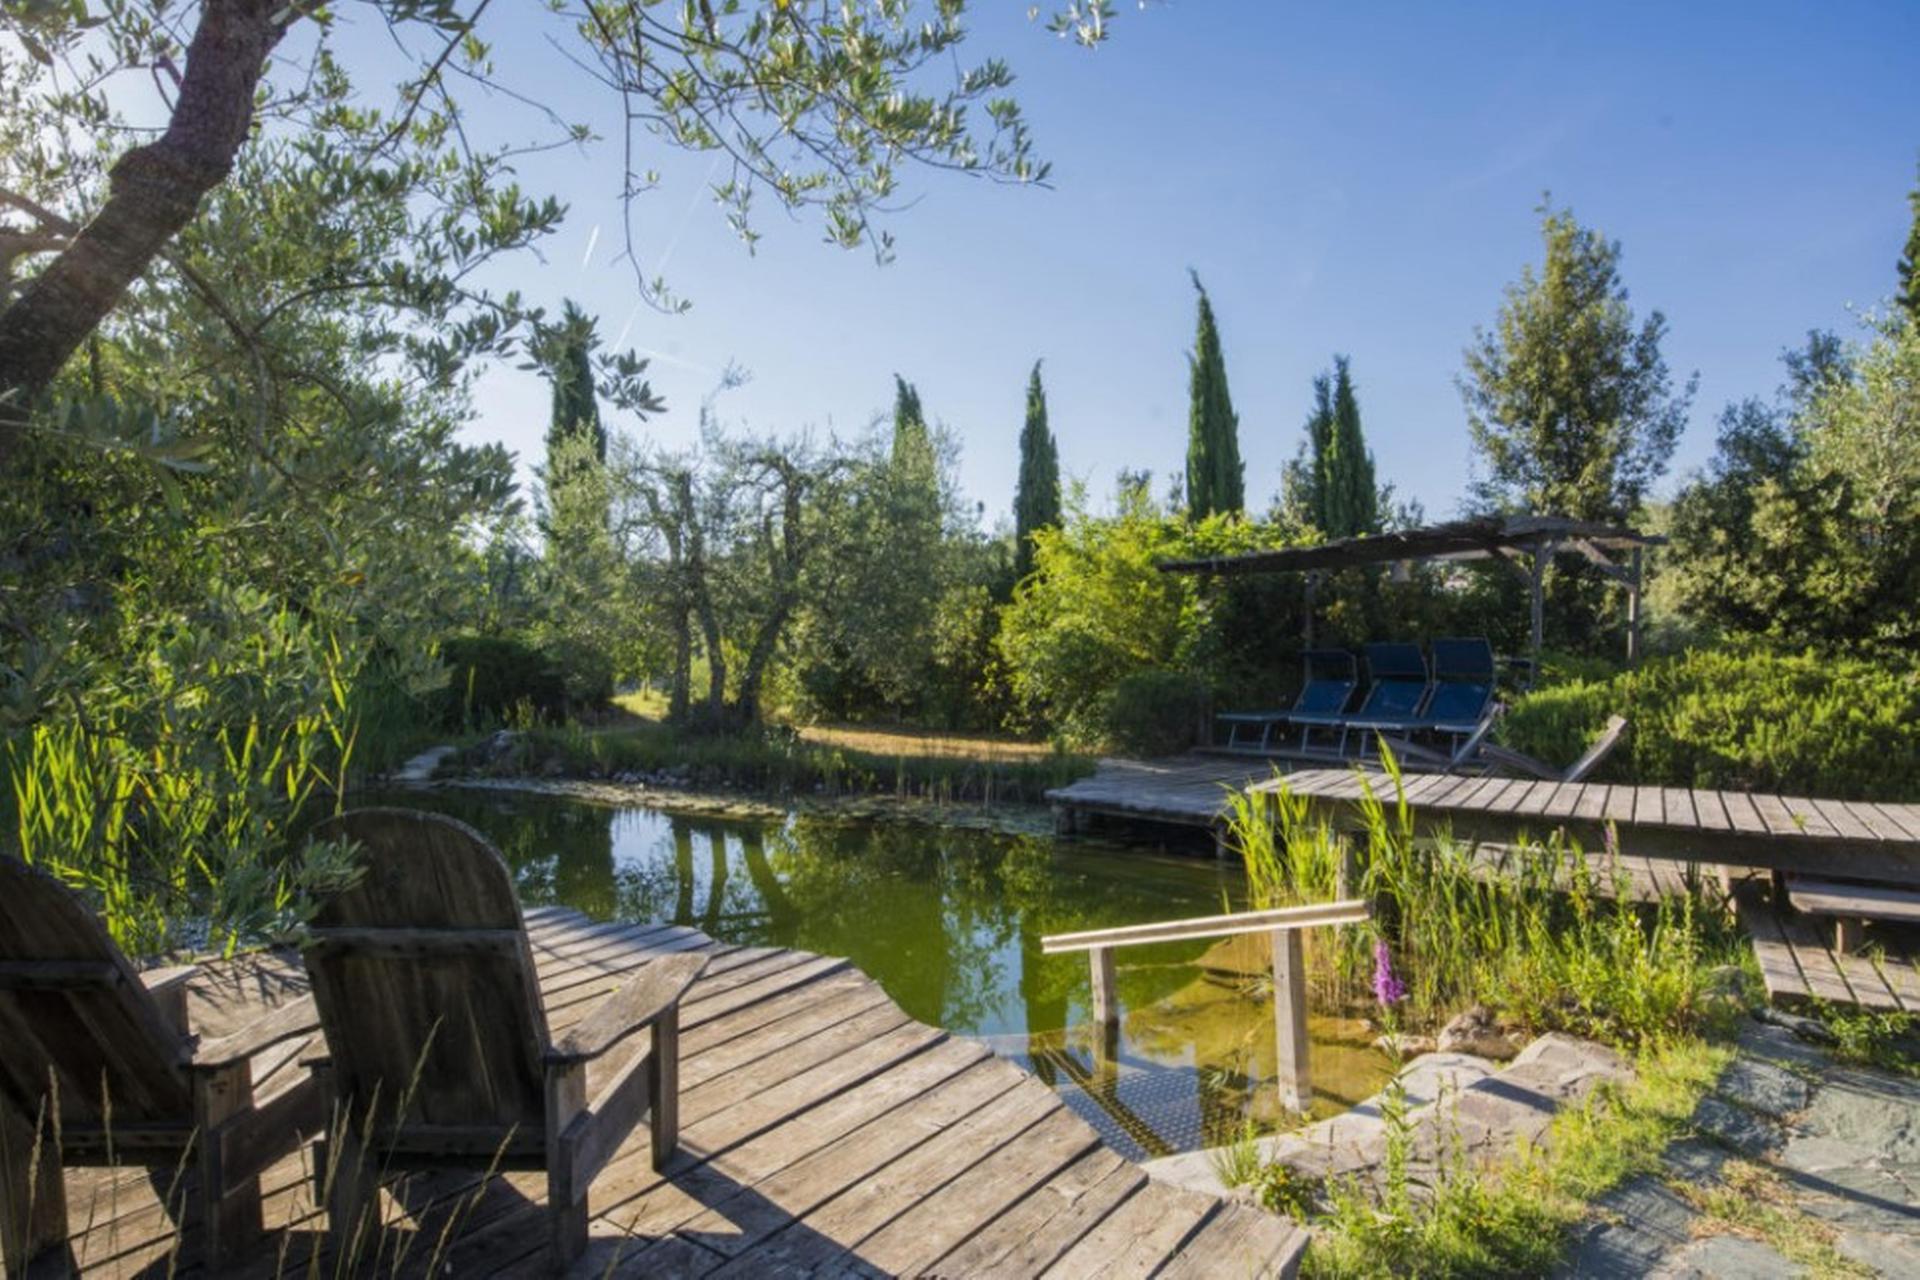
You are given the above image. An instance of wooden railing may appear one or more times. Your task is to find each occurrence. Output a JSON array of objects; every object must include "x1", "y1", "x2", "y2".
[{"x1": 1041, "y1": 899, "x2": 1371, "y2": 1114}]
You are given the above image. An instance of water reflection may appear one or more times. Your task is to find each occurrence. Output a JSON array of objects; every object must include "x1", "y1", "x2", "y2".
[{"x1": 379, "y1": 787, "x2": 1391, "y2": 1157}]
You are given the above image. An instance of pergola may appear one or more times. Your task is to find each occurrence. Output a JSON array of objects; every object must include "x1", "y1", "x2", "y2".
[{"x1": 1157, "y1": 515, "x2": 1665, "y2": 668}]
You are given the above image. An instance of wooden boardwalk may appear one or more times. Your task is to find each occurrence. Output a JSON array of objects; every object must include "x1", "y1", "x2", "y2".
[
  {"x1": 1046, "y1": 754, "x2": 1284, "y2": 832},
  {"x1": 40, "y1": 908, "x2": 1304, "y2": 1279},
  {"x1": 1270, "y1": 768, "x2": 1920, "y2": 883},
  {"x1": 1734, "y1": 880, "x2": 1920, "y2": 1013}
]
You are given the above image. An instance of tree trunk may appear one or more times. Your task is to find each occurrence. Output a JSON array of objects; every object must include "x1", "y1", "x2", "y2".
[{"x1": 0, "y1": 0, "x2": 291, "y2": 460}]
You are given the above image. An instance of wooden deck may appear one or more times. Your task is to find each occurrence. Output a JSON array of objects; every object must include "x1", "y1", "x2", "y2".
[
  {"x1": 39, "y1": 908, "x2": 1304, "y2": 1279},
  {"x1": 1734, "y1": 880, "x2": 1920, "y2": 1014},
  {"x1": 1046, "y1": 755, "x2": 1284, "y2": 832},
  {"x1": 1270, "y1": 768, "x2": 1920, "y2": 883}
]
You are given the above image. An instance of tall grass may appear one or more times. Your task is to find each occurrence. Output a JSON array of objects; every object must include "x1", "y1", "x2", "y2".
[{"x1": 1223, "y1": 754, "x2": 1741, "y2": 1049}]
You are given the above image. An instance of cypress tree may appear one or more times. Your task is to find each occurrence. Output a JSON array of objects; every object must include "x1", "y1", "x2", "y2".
[
  {"x1": 1322, "y1": 356, "x2": 1379, "y2": 538},
  {"x1": 1184, "y1": 272, "x2": 1244, "y2": 519},
  {"x1": 1013, "y1": 360, "x2": 1062, "y2": 581},
  {"x1": 892, "y1": 375, "x2": 929, "y2": 462},
  {"x1": 1899, "y1": 157, "x2": 1920, "y2": 323},
  {"x1": 544, "y1": 300, "x2": 606, "y2": 481}
]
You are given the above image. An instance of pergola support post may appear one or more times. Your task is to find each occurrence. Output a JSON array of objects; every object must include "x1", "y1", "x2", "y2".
[{"x1": 1626, "y1": 546, "x2": 1643, "y2": 666}]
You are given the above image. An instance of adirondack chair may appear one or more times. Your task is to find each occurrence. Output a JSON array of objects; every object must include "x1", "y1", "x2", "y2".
[
  {"x1": 0, "y1": 856, "x2": 323, "y2": 1275},
  {"x1": 300, "y1": 809, "x2": 708, "y2": 1270}
]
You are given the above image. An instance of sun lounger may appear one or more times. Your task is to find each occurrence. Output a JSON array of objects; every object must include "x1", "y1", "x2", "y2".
[
  {"x1": 1290, "y1": 642, "x2": 1430, "y2": 755},
  {"x1": 1215, "y1": 649, "x2": 1357, "y2": 751},
  {"x1": 1348, "y1": 637, "x2": 1497, "y2": 755}
]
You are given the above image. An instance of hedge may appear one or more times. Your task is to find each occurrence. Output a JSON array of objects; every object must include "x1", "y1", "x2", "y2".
[{"x1": 1502, "y1": 647, "x2": 1920, "y2": 801}]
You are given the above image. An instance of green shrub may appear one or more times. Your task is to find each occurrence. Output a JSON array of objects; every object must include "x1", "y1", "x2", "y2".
[
  {"x1": 1503, "y1": 647, "x2": 1920, "y2": 800},
  {"x1": 1101, "y1": 669, "x2": 1206, "y2": 757},
  {"x1": 436, "y1": 636, "x2": 568, "y2": 727}
]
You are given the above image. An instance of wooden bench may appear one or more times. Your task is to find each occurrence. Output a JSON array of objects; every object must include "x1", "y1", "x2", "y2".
[{"x1": 1785, "y1": 874, "x2": 1920, "y2": 955}]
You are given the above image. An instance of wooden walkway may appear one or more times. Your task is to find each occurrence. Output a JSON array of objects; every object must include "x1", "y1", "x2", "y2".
[
  {"x1": 1734, "y1": 880, "x2": 1920, "y2": 1014},
  {"x1": 42, "y1": 908, "x2": 1304, "y2": 1279},
  {"x1": 1269, "y1": 768, "x2": 1920, "y2": 883},
  {"x1": 1046, "y1": 754, "x2": 1283, "y2": 832}
]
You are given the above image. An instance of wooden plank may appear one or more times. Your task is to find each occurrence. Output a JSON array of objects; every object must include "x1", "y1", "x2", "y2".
[
  {"x1": 1570, "y1": 783, "x2": 1609, "y2": 822},
  {"x1": 1830, "y1": 949, "x2": 1907, "y2": 1014},
  {"x1": 848, "y1": 1107, "x2": 1102, "y2": 1275},
  {"x1": 1812, "y1": 799, "x2": 1878, "y2": 842},
  {"x1": 1720, "y1": 791, "x2": 1770, "y2": 836},
  {"x1": 701, "y1": 1077, "x2": 1068, "y2": 1278},
  {"x1": 928, "y1": 1149, "x2": 1144, "y2": 1277},
  {"x1": 1786, "y1": 878, "x2": 1920, "y2": 924},
  {"x1": 1779, "y1": 913, "x2": 1863, "y2": 1006},
  {"x1": 1738, "y1": 890, "x2": 1812, "y2": 1005},
  {"x1": 1040, "y1": 1179, "x2": 1219, "y2": 1279},
  {"x1": 1843, "y1": 800, "x2": 1912, "y2": 842},
  {"x1": 1156, "y1": 1203, "x2": 1306, "y2": 1279},
  {"x1": 1602, "y1": 785, "x2": 1639, "y2": 825},
  {"x1": 1042, "y1": 899, "x2": 1370, "y2": 954},
  {"x1": 1865, "y1": 802, "x2": 1920, "y2": 841},
  {"x1": 1662, "y1": 787, "x2": 1700, "y2": 831},
  {"x1": 1693, "y1": 789, "x2": 1733, "y2": 833}
]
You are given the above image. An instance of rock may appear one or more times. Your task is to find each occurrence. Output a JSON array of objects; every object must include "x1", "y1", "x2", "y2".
[
  {"x1": 1650, "y1": 1234, "x2": 1796, "y2": 1279},
  {"x1": 1752, "y1": 1003, "x2": 1837, "y2": 1044},
  {"x1": 1437, "y1": 1005, "x2": 1524, "y2": 1060},
  {"x1": 1690, "y1": 1095, "x2": 1782, "y2": 1158},
  {"x1": 1713, "y1": 1057, "x2": 1812, "y2": 1120},
  {"x1": 1372, "y1": 1032, "x2": 1438, "y2": 1057}
]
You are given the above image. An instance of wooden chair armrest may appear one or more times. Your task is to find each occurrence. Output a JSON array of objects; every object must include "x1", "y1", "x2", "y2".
[
  {"x1": 547, "y1": 954, "x2": 708, "y2": 1065},
  {"x1": 140, "y1": 964, "x2": 200, "y2": 996},
  {"x1": 1475, "y1": 742, "x2": 1560, "y2": 780},
  {"x1": 191, "y1": 993, "x2": 321, "y2": 1070}
]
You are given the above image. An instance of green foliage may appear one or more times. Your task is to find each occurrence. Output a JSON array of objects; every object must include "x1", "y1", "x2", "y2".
[
  {"x1": 1013, "y1": 361, "x2": 1062, "y2": 583},
  {"x1": 1305, "y1": 1039, "x2": 1730, "y2": 1278},
  {"x1": 4, "y1": 584, "x2": 372, "y2": 956},
  {"x1": 1662, "y1": 320, "x2": 1917, "y2": 650},
  {"x1": 1100, "y1": 670, "x2": 1206, "y2": 757},
  {"x1": 1229, "y1": 762, "x2": 1741, "y2": 1047},
  {"x1": 1293, "y1": 357, "x2": 1379, "y2": 538},
  {"x1": 538, "y1": 300, "x2": 610, "y2": 498},
  {"x1": 994, "y1": 482, "x2": 1277, "y2": 743},
  {"x1": 1185, "y1": 273, "x2": 1245, "y2": 518},
  {"x1": 1462, "y1": 202, "x2": 1694, "y2": 521},
  {"x1": 1814, "y1": 1003, "x2": 1920, "y2": 1076},
  {"x1": 1900, "y1": 156, "x2": 1920, "y2": 323},
  {"x1": 1504, "y1": 647, "x2": 1920, "y2": 800},
  {"x1": 436, "y1": 636, "x2": 568, "y2": 728}
]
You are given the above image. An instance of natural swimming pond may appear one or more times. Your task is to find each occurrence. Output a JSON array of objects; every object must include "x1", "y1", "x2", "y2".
[{"x1": 376, "y1": 785, "x2": 1392, "y2": 1159}]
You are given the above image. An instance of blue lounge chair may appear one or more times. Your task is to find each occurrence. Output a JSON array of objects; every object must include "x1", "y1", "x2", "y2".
[
  {"x1": 1350, "y1": 637, "x2": 1498, "y2": 755},
  {"x1": 1215, "y1": 649, "x2": 1357, "y2": 751},
  {"x1": 1291, "y1": 642, "x2": 1430, "y2": 755}
]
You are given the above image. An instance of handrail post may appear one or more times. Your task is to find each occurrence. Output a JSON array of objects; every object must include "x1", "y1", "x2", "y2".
[
  {"x1": 1089, "y1": 945, "x2": 1116, "y2": 1028},
  {"x1": 1271, "y1": 927, "x2": 1310, "y2": 1114}
]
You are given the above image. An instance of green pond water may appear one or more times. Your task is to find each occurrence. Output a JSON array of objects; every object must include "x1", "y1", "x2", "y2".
[{"x1": 378, "y1": 786, "x2": 1392, "y2": 1159}]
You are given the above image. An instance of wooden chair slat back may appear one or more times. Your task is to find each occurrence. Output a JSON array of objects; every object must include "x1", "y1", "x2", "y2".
[
  {"x1": 0, "y1": 858, "x2": 191, "y2": 1129},
  {"x1": 305, "y1": 811, "x2": 551, "y2": 1137}
]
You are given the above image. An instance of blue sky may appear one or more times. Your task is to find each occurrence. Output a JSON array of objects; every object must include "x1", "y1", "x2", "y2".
[{"x1": 362, "y1": 2, "x2": 1920, "y2": 527}]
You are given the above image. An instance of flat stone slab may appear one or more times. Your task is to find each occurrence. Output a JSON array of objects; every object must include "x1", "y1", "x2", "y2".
[
  {"x1": 1560, "y1": 1013, "x2": 1920, "y2": 1278},
  {"x1": 1144, "y1": 1033, "x2": 1630, "y2": 1197}
]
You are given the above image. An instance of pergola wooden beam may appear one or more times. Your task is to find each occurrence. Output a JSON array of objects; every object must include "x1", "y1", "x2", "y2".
[{"x1": 1157, "y1": 515, "x2": 1663, "y2": 670}]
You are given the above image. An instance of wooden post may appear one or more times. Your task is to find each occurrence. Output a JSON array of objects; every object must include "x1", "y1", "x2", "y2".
[
  {"x1": 1526, "y1": 540, "x2": 1555, "y2": 687},
  {"x1": 1089, "y1": 946, "x2": 1117, "y2": 1028},
  {"x1": 1302, "y1": 572, "x2": 1319, "y2": 647},
  {"x1": 1625, "y1": 546, "x2": 1643, "y2": 667},
  {"x1": 1270, "y1": 928, "x2": 1310, "y2": 1114},
  {"x1": 1834, "y1": 918, "x2": 1865, "y2": 956}
]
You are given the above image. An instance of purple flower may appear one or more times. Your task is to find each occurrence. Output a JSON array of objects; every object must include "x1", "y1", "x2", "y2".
[{"x1": 1372, "y1": 939, "x2": 1407, "y2": 1007}]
